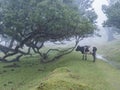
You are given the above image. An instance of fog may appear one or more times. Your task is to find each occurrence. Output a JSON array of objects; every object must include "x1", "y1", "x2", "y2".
[
  {"x1": 92, "y1": 0, "x2": 108, "y2": 26},
  {"x1": 78, "y1": 0, "x2": 109, "y2": 46}
]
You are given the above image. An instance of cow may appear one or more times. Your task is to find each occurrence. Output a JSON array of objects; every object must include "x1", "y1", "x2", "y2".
[{"x1": 76, "y1": 45, "x2": 97, "y2": 62}]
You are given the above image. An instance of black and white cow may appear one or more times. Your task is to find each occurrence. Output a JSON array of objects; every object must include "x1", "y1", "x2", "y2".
[{"x1": 76, "y1": 45, "x2": 97, "y2": 62}]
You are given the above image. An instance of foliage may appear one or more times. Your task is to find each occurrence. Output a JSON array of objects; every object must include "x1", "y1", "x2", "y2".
[
  {"x1": 102, "y1": 1, "x2": 120, "y2": 33},
  {"x1": 0, "y1": 0, "x2": 97, "y2": 62}
]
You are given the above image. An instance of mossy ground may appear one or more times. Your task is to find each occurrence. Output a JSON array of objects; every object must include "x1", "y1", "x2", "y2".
[{"x1": 36, "y1": 67, "x2": 90, "y2": 90}]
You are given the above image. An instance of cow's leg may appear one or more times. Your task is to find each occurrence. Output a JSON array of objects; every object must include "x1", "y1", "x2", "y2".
[
  {"x1": 85, "y1": 53, "x2": 87, "y2": 60},
  {"x1": 92, "y1": 52, "x2": 96, "y2": 62},
  {"x1": 82, "y1": 54, "x2": 85, "y2": 60}
]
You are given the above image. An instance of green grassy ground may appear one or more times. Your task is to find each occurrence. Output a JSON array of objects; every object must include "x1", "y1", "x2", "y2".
[
  {"x1": 98, "y1": 39, "x2": 120, "y2": 66},
  {"x1": 0, "y1": 51, "x2": 120, "y2": 90}
]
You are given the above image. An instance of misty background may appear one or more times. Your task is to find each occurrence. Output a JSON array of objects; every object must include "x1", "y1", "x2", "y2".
[{"x1": 79, "y1": 0, "x2": 108, "y2": 46}]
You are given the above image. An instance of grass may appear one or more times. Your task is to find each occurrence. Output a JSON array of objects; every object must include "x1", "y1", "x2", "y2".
[
  {"x1": 36, "y1": 67, "x2": 91, "y2": 90},
  {"x1": 0, "y1": 50, "x2": 120, "y2": 90},
  {"x1": 98, "y1": 39, "x2": 120, "y2": 67}
]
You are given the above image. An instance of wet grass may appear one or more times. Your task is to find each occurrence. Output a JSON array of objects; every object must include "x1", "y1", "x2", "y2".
[{"x1": 0, "y1": 51, "x2": 120, "y2": 90}]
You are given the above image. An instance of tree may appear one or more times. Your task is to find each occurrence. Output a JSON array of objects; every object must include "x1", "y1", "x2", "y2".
[
  {"x1": 0, "y1": 0, "x2": 97, "y2": 63},
  {"x1": 102, "y1": 1, "x2": 120, "y2": 34}
]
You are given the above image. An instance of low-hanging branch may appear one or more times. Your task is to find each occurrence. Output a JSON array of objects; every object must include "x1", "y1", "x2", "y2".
[{"x1": 40, "y1": 37, "x2": 80, "y2": 63}]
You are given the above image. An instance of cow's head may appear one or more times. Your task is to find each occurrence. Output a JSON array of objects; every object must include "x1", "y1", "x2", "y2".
[
  {"x1": 75, "y1": 46, "x2": 86, "y2": 54},
  {"x1": 76, "y1": 46, "x2": 83, "y2": 51}
]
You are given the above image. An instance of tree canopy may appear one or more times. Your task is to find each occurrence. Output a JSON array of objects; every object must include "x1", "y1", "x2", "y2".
[
  {"x1": 0, "y1": 0, "x2": 97, "y2": 62},
  {"x1": 102, "y1": 1, "x2": 120, "y2": 33}
]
